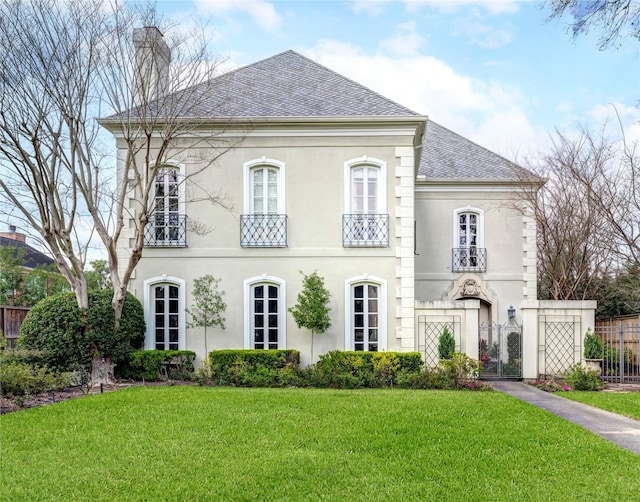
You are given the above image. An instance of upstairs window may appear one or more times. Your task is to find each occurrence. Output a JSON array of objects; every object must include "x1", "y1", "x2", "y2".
[
  {"x1": 343, "y1": 157, "x2": 388, "y2": 247},
  {"x1": 145, "y1": 165, "x2": 187, "y2": 247},
  {"x1": 452, "y1": 208, "x2": 486, "y2": 272},
  {"x1": 251, "y1": 167, "x2": 278, "y2": 215},
  {"x1": 241, "y1": 158, "x2": 287, "y2": 247}
]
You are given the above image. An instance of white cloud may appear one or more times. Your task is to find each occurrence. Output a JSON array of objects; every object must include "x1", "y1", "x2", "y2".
[
  {"x1": 585, "y1": 102, "x2": 640, "y2": 144},
  {"x1": 401, "y1": 0, "x2": 519, "y2": 15},
  {"x1": 451, "y1": 8, "x2": 514, "y2": 48},
  {"x1": 350, "y1": 0, "x2": 393, "y2": 15},
  {"x1": 303, "y1": 40, "x2": 539, "y2": 159},
  {"x1": 379, "y1": 21, "x2": 426, "y2": 56},
  {"x1": 350, "y1": 0, "x2": 520, "y2": 16},
  {"x1": 194, "y1": 0, "x2": 283, "y2": 33}
]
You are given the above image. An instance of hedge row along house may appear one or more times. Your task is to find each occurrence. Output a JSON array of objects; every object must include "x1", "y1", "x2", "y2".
[{"x1": 99, "y1": 28, "x2": 595, "y2": 380}]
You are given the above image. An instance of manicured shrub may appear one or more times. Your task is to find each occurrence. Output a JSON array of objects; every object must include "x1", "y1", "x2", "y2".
[
  {"x1": 564, "y1": 364, "x2": 605, "y2": 391},
  {"x1": 209, "y1": 350, "x2": 300, "y2": 385},
  {"x1": 394, "y1": 367, "x2": 455, "y2": 389},
  {"x1": 210, "y1": 350, "x2": 300, "y2": 386},
  {"x1": 0, "y1": 348, "x2": 48, "y2": 368},
  {"x1": 0, "y1": 362, "x2": 67, "y2": 398},
  {"x1": 438, "y1": 326, "x2": 455, "y2": 360},
  {"x1": 118, "y1": 350, "x2": 196, "y2": 381},
  {"x1": 440, "y1": 352, "x2": 481, "y2": 387},
  {"x1": 19, "y1": 290, "x2": 145, "y2": 372},
  {"x1": 583, "y1": 329, "x2": 604, "y2": 359},
  {"x1": 312, "y1": 351, "x2": 423, "y2": 389}
]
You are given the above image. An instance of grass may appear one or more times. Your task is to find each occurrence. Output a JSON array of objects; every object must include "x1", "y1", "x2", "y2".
[
  {"x1": 2, "y1": 387, "x2": 639, "y2": 501},
  {"x1": 559, "y1": 391, "x2": 640, "y2": 420}
]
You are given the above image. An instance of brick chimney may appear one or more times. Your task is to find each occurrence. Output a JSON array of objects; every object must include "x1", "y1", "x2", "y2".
[{"x1": 0, "y1": 225, "x2": 26, "y2": 243}]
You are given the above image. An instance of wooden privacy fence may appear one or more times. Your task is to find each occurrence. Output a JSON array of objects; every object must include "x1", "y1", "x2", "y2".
[
  {"x1": 1, "y1": 306, "x2": 30, "y2": 349},
  {"x1": 595, "y1": 314, "x2": 640, "y2": 383}
]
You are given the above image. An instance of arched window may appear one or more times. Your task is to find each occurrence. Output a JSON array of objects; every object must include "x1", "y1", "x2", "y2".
[
  {"x1": 244, "y1": 276, "x2": 286, "y2": 349},
  {"x1": 146, "y1": 164, "x2": 186, "y2": 247},
  {"x1": 344, "y1": 275, "x2": 387, "y2": 351},
  {"x1": 144, "y1": 276, "x2": 186, "y2": 350},
  {"x1": 452, "y1": 207, "x2": 486, "y2": 272},
  {"x1": 343, "y1": 157, "x2": 388, "y2": 246},
  {"x1": 241, "y1": 158, "x2": 287, "y2": 247}
]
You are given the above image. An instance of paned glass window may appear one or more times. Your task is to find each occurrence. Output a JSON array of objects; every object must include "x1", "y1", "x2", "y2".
[
  {"x1": 351, "y1": 167, "x2": 378, "y2": 214},
  {"x1": 353, "y1": 284, "x2": 379, "y2": 351},
  {"x1": 458, "y1": 212, "x2": 479, "y2": 267},
  {"x1": 154, "y1": 284, "x2": 180, "y2": 350},
  {"x1": 154, "y1": 168, "x2": 180, "y2": 242},
  {"x1": 252, "y1": 283, "x2": 279, "y2": 349},
  {"x1": 252, "y1": 167, "x2": 278, "y2": 214}
]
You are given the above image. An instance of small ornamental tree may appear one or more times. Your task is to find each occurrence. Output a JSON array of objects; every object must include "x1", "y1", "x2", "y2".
[
  {"x1": 438, "y1": 326, "x2": 455, "y2": 360},
  {"x1": 186, "y1": 275, "x2": 226, "y2": 359},
  {"x1": 288, "y1": 271, "x2": 331, "y2": 362}
]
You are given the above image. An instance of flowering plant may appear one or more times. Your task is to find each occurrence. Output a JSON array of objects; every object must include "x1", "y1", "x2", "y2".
[{"x1": 529, "y1": 380, "x2": 571, "y2": 392}]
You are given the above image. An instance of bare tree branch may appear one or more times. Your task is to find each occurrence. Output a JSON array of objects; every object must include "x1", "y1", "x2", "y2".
[
  {"x1": 0, "y1": 0, "x2": 239, "y2": 325},
  {"x1": 544, "y1": 0, "x2": 640, "y2": 49}
]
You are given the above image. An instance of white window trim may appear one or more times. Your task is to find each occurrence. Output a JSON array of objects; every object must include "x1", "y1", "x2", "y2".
[
  {"x1": 452, "y1": 207, "x2": 485, "y2": 248},
  {"x1": 243, "y1": 275, "x2": 287, "y2": 349},
  {"x1": 143, "y1": 275, "x2": 186, "y2": 351},
  {"x1": 344, "y1": 275, "x2": 387, "y2": 351},
  {"x1": 243, "y1": 158, "x2": 286, "y2": 214},
  {"x1": 343, "y1": 156, "x2": 387, "y2": 214}
]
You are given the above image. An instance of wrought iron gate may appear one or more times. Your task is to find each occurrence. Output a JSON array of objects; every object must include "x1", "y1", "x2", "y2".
[{"x1": 479, "y1": 321, "x2": 522, "y2": 379}]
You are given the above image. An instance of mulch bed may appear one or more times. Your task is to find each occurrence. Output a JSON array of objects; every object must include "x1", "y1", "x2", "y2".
[{"x1": 0, "y1": 380, "x2": 200, "y2": 415}]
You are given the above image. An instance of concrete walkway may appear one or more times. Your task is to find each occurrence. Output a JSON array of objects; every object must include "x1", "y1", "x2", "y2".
[{"x1": 491, "y1": 381, "x2": 640, "y2": 455}]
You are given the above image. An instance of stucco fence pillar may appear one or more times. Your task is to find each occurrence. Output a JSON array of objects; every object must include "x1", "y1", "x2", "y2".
[
  {"x1": 414, "y1": 299, "x2": 479, "y2": 365},
  {"x1": 520, "y1": 300, "x2": 597, "y2": 380}
]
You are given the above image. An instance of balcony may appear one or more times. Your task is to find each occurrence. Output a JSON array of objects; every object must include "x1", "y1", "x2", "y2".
[
  {"x1": 144, "y1": 214, "x2": 187, "y2": 247},
  {"x1": 343, "y1": 214, "x2": 389, "y2": 247},
  {"x1": 241, "y1": 214, "x2": 287, "y2": 247},
  {"x1": 452, "y1": 247, "x2": 487, "y2": 272}
]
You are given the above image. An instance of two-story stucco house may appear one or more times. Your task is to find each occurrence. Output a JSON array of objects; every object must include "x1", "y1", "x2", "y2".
[{"x1": 102, "y1": 29, "x2": 595, "y2": 379}]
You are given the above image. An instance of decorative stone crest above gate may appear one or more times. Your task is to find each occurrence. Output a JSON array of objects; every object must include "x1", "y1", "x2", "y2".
[
  {"x1": 445, "y1": 274, "x2": 496, "y2": 305},
  {"x1": 460, "y1": 278, "x2": 480, "y2": 297}
]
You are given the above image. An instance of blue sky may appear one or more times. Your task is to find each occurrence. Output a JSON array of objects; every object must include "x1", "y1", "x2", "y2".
[{"x1": 156, "y1": 0, "x2": 639, "y2": 160}]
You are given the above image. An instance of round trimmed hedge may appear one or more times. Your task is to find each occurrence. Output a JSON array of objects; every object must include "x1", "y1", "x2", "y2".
[{"x1": 19, "y1": 290, "x2": 145, "y2": 372}]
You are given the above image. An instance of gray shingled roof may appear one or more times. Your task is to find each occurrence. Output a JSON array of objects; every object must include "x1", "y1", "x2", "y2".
[
  {"x1": 419, "y1": 120, "x2": 534, "y2": 181},
  {"x1": 162, "y1": 50, "x2": 420, "y2": 118},
  {"x1": 0, "y1": 236, "x2": 54, "y2": 269},
  {"x1": 108, "y1": 48, "x2": 538, "y2": 182}
]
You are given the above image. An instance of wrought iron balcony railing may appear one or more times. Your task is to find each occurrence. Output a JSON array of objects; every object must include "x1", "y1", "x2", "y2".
[
  {"x1": 241, "y1": 214, "x2": 287, "y2": 247},
  {"x1": 452, "y1": 247, "x2": 487, "y2": 272},
  {"x1": 343, "y1": 214, "x2": 389, "y2": 247},
  {"x1": 145, "y1": 214, "x2": 188, "y2": 247}
]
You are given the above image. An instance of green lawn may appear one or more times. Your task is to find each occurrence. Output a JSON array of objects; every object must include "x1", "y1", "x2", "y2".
[
  {"x1": 2, "y1": 387, "x2": 639, "y2": 501},
  {"x1": 560, "y1": 391, "x2": 640, "y2": 420}
]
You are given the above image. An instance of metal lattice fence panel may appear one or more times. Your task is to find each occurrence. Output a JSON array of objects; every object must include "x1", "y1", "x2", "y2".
[
  {"x1": 540, "y1": 316, "x2": 580, "y2": 377},
  {"x1": 596, "y1": 320, "x2": 640, "y2": 383},
  {"x1": 417, "y1": 317, "x2": 460, "y2": 367}
]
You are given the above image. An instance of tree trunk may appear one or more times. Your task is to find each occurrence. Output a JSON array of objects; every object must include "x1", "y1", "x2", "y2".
[{"x1": 92, "y1": 354, "x2": 115, "y2": 385}]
